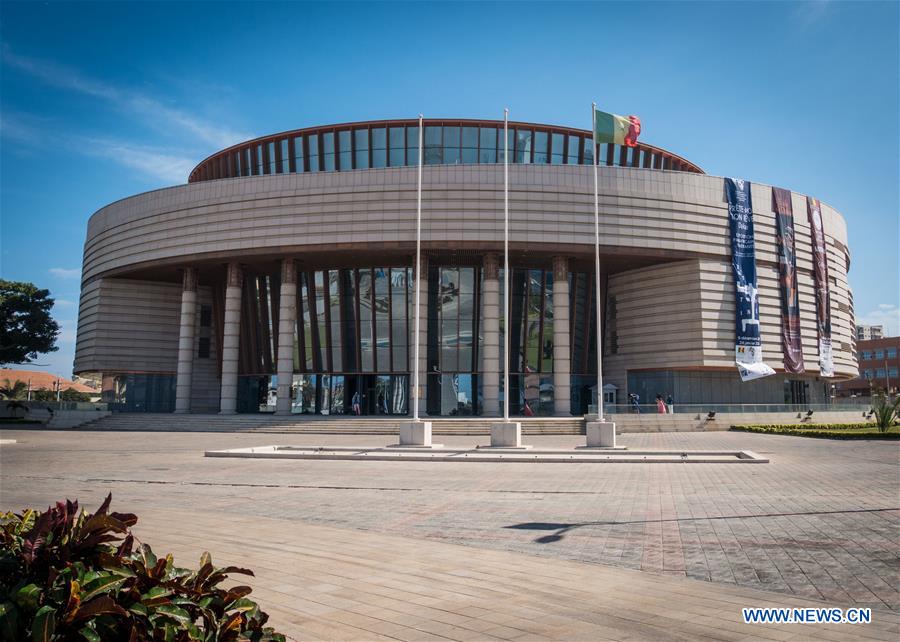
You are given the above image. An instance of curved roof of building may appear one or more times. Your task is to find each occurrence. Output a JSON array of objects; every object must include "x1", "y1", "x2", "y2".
[{"x1": 188, "y1": 118, "x2": 704, "y2": 182}]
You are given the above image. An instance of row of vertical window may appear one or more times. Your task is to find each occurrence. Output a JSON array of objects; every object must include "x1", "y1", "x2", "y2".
[
  {"x1": 194, "y1": 124, "x2": 689, "y2": 180},
  {"x1": 860, "y1": 349, "x2": 897, "y2": 360}
]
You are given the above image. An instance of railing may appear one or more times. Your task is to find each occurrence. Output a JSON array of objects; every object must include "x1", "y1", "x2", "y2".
[{"x1": 590, "y1": 401, "x2": 874, "y2": 416}]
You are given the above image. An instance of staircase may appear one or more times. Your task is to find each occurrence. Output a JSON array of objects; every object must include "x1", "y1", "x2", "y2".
[{"x1": 85, "y1": 413, "x2": 586, "y2": 435}]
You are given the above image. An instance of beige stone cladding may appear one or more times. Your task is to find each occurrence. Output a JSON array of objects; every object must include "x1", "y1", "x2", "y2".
[
  {"x1": 75, "y1": 278, "x2": 180, "y2": 374},
  {"x1": 76, "y1": 164, "x2": 857, "y2": 381}
]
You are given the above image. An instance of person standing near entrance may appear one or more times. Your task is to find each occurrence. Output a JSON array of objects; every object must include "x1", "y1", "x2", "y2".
[
  {"x1": 666, "y1": 393, "x2": 674, "y2": 414},
  {"x1": 352, "y1": 391, "x2": 361, "y2": 415},
  {"x1": 656, "y1": 394, "x2": 666, "y2": 414}
]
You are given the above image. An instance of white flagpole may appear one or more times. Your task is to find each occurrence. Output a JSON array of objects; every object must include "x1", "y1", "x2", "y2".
[
  {"x1": 592, "y1": 102, "x2": 605, "y2": 421},
  {"x1": 503, "y1": 108, "x2": 510, "y2": 422},
  {"x1": 413, "y1": 114, "x2": 424, "y2": 421}
]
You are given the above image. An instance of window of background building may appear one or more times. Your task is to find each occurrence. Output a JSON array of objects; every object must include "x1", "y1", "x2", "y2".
[
  {"x1": 861, "y1": 351, "x2": 872, "y2": 360},
  {"x1": 889, "y1": 367, "x2": 899, "y2": 377},
  {"x1": 322, "y1": 132, "x2": 335, "y2": 171},
  {"x1": 888, "y1": 348, "x2": 898, "y2": 359},
  {"x1": 875, "y1": 350, "x2": 884, "y2": 359},
  {"x1": 198, "y1": 337, "x2": 211, "y2": 359},
  {"x1": 876, "y1": 369, "x2": 886, "y2": 378},
  {"x1": 864, "y1": 369, "x2": 873, "y2": 378}
]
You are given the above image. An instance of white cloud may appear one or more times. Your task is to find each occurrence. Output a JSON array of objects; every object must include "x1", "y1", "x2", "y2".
[
  {"x1": 2, "y1": 47, "x2": 252, "y2": 149},
  {"x1": 54, "y1": 299, "x2": 76, "y2": 307},
  {"x1": 84, "y1": 138, "x2": 196, "y2": 184},
  {"x1": 49, "y1": 268, "x2": 81, "y2": 279},
  {"x1": 856, "y1": 305, "x2": 900, "y2": 337}
]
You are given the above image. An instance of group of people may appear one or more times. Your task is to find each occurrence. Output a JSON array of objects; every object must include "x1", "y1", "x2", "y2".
[{"x1": 627, "y1": 392, "x2": 674, "y2": 414}]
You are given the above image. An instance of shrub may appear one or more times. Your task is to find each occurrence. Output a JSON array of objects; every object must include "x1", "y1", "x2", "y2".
[
  {"x1": 871, "y1": 395, "x2": 900, "y2": 433},
  {"x1": 0, "y1": 494, "x2": 284, "y2": 641},
  {"x1": 730, "y1": 424, "x2": 900, "y2": 440}
]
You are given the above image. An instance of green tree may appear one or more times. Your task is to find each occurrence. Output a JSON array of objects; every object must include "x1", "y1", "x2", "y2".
[
  {"x1": 0, "y1": 279, "x2": 60, "y2": 365},
  {"x1": 0, "y1": 378, "x2": 27, "y2": 400}
]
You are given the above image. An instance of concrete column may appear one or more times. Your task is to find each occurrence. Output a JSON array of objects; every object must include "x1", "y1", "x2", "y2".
[
  {"x1": 219, "y1": 262, "x2": 243, "y2": 415},
  {"x1": 275, "y1": 259, "x2": 297, "y2": 415},
  {"x1": 174, "y1": 267, "x2": 198, "y2": 413},
  {"x1": 408, "y1": 258, "x2": 428, "y2": 417},
  {"x1": 481, "y1": 253, "x2": 500, "y2": 417},
  {"x1": 552, "y1": 256, "x2": 571, "y2": 416}
]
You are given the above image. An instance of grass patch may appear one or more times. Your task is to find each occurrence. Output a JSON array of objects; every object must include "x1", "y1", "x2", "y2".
[{"x1": 731, "y1": 424, "x2": 900, "y2": 439}]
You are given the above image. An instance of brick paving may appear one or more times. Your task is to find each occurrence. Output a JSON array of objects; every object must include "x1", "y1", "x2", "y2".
[{"x1": 1, "y1": 428, "x2": 899, "y2": 639}]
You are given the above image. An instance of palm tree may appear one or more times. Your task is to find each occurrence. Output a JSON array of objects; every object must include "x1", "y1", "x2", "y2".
[{"x1": 0, "y1": 379, "x2": 27, "y2": 400}]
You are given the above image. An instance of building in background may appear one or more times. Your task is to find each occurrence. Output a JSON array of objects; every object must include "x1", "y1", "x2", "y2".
[
  {"x1": 857, "y1": 325, "x2": 884, "y2": 341},
  {"x1": 835, "y1": 336, "x2": 899, "y2": 397},
  {"x1": 73, "y1": 118, "x2": 858, "y2": 416}
]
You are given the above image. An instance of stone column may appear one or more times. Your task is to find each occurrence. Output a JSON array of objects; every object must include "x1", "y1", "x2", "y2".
[
  {"x1": 408, "y1": 257, "x2": 428, "y2": 418},
  {"x1": 275, "y1": 259, "x2": 297, "y2": 415},
  {"x1": 481, "y1": 254, "x2": 500, "y2": 417},
  {"x1": 174, "y1": 267, "x2": 198, "y2": 414},
  {"x1": 552, "y1": 256, "x2": 571, "y2": 416},
  {"x1": 219, "y1": 262, "x2": 243, "y2": 415}
]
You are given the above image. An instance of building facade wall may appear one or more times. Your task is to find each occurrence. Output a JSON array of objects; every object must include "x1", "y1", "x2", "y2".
[{"x1": 75, "y1": 162, "x2": 857, "y2": 413}]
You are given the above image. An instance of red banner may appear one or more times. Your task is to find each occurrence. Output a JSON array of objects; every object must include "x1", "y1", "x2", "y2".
[{"x1": 773, "y1": 188, "x2": 804, "y2": 373}]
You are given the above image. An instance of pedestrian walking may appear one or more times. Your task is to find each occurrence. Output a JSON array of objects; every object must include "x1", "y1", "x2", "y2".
[
  {"x1": 629, "y1": 393, "x2": 640, "y2": 414},
  {"x1": 352, "y1": 391, "x2": 361, "y2": 415},
  {"x1": 656, "y1": 394, "x2": 666, "y2": 414},
  {"x1": 666, "y1": 393, "x2": 674, "y2": 414}
]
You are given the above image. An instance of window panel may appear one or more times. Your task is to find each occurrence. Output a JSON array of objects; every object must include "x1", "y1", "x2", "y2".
[
  {"x1": 391, "y1": 268, "x2": 409, "y2": 371},
  {"x1": 479, "y1": 127, "x2": 497, "y2": 163},
  {"x1": 308, "y1": 134, "x2": 319, "y2": 172},
  {"x1": 583, "y1": 137, "x2": 594, "y2": 165},
  {"x1": 293, "y1": 136, "x2": 304, "y2": 172},
  {"x1": 338, "y1": 130, "x2": 352, "y2": 170},
  {"x1": 443, "y1": 126, "x2": 460, "y2": 164},
  {"x1": 567, "y1": 134, "x2": 580, "y2": 164},
  {"x1": 515, "y1": 129, "x2": 532, "y2": 164},
  {"x1": 322, "y1": 132, "x2": 335, "y2": 171},
  {"x1": 372, "y1": 127, "x2": 386, "y2": 168},
  {"x1": 389, "y1": 127, "x2": 405, "y2": 166},
  {"x1": 424, "y1": 126, "x2": 442, "y2": 165},
  {"x1": 354, "y1": 129, "x2": 369, "y2": 169},
  {"x1": 267, "y1": 141, "x2": 276, "y2": 174},
  {"x1": 359, "y1": 270, "x2": 374, "y2": 371},
  {"x1": 551, "y1": 133, "x2": 564, "y2": 165},
  {"x1": 406, "y1": 126, "x2": 419, "y2": 166},
  {"x1": 534, "y1": 131, "x2": 549, "y2": 164}
]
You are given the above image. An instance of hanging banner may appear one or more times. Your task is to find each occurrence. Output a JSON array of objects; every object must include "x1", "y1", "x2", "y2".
[
  {"x1": 807, "y1": 197, "x2": 834, "y2": 377},
  {"x1": 773, "y1": 187, "x2": 805, "y2": 374},
  {"x1": 738, "y1": 361, "x2": 777, "y2": 382},
  {"x1": 725, "y1": 178, "x2": 767, "y2": 368}
]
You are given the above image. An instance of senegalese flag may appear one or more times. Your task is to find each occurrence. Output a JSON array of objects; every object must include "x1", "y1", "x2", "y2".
[{"x1": 594, "y1": 109, "x2": 641, "y2": 147}]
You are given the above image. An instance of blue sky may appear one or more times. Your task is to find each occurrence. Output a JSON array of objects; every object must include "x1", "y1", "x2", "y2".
[{"x1": 1, "y1": 0, "x2": 898, "y2": 377}]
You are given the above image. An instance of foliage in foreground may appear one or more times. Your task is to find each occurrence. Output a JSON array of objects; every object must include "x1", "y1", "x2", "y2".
[
  {"x1": 0, "y1": 494, "x2": 284, "y2": 641},
  {"x1": 871, "y1": 394, "x2": 900, "y2": 433},
  {"x1": 730, "y1": 424, "x2": 900, "y2": 439}
]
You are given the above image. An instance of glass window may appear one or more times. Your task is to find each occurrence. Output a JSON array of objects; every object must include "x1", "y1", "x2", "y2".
[
  {"x1": 338, "y1": 130, "x2": 352, "y2": 170},
  {"x1": 255, "y1": 145, "x2": 263, "y2": 175},
  {"x1": 280, "y1": 139, "x2": 289, "y2": 173},
  {"x1": 504, "y1": 127, "x2": 515, "y2": 164},
  {"x1": 234, "y1": 151, "x2": 242, "y2": 177},
  {"x1": 515, "y1": 129, "x2": 532, "y2": 163},
  {"x1": 551, "y1": 133, "x2": 564, "y2": 165},
  {"x1": 198, "y1": 337, "x2": 210, "y2": 359},
  {"x1": 322, "y1": 132, "x2": 335, "y2": 171},
  {"x1": 293, "y1": 136, "x2": 304, "y2": 172},
  {"x1": 479, "y1": 127, "x2": 497, "y2": 163},
  {"x1": 889, "y1": 367, "x2": 898, "y2": 377},
  {"x1": 534, "y1": 131, "x2": 549, "y2": 164},
  {"x1": 461, "y1": 126, "x2": 478, "y2": 164},
  {"x1": 308, "y1": 134, "x2": 319, "y2": 172},
  {"x1": 267, "y1": 141, "x2": 276, "y2": 174},
  {"x1": 391, "y1": 268, "x2": 409, "y2": 372},
  {"x1": 861, "y1": 351, "x2": 872, "y2": 360},
  {"x1": 424, "y1": 126, "x2": 442, "y2": 165},
  {"x1": 389, "y1": 127, "x2": 405, "y2": 166},
  {"x1": 583, "y1": 137, "x2": 594, "y2": 165},
  {"x1": 244, "y1": 148, "x2": 252, "y2": 176},
  {"x1": 875, "y1": 350, "x2": 884, "y2": 359},
  {"x1": 443, "y1": 126, "x2": 460, "y2": 164},
  {"x1": 406, "y1": 126, "x2": 419, "y2": 166},
  {"x1": 876, "y1": 369, "x2": 885, "y2": 378},
  {"x1": 200, "y1": 305, "x2": 212, "y2": 327},
  {"x1": 888, "y1": 348, "x2": 897, "y2": 359},
  {"x1": 354, "y1": 129, "x2": 369, "y2": 169},
  {"x1": 372, "y1": 127, "x2": 386, "y2": 168},
  {"x1": 567, "y1": 135, "x2": 580, "y2": 164},
  {"x1": 359, "y1": 270, "x2": 374, "y2": 372},
  {"x1": 374, "y1": 268, "x2": 389, "y2": 370},
  {"x1": 864, "y1": 369, "x2": 872, "y2": 379}
]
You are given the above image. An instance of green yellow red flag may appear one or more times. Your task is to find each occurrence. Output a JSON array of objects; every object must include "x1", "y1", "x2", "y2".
[{"x1": 593, "y1": 109, "x2": 641, "y2": 147}]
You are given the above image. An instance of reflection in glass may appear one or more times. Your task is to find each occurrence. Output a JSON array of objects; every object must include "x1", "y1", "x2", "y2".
[
  {"x1": 406, "y1": 126, "x2": 419, "y2": 165},
  {"x1": 551, "y1": 133, "x2": 564, "y2": 165},
  {"x1": 567, "y1": 135, "x2": 580, "y2": 164},
  {"x1": 280, "y1": 139, "x2": 289, "y2": 173},
  {"x1": 308, "y1": 134, "x2": 319, "y2": 172},
  {"x1": 424, "y1": 126, "x2": 442, "y2": 165},
  {"x1": 534, "y1": 131, "x2": 548, "y2": 164},
  {"x1": 515, "y1": 129, "x2": 532, "y2": 164}
]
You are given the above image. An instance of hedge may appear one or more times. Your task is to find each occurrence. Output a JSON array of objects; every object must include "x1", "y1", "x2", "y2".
[{"x1": 730, "y1": 425, "x2": 900, "y2": 440}]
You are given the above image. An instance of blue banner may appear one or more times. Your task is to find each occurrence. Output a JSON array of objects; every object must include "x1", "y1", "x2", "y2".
[{"x1": 725, "y1": 178, "x2": 767, "y2": 373}]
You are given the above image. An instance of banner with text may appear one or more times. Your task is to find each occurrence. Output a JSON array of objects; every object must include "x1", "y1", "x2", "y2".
[
  {"x1": 807, "y1": 197, "x2": 834, "y2": 377},
  {"x1": 726, "y1": 178, "x2": 774, "y2": 382},
  {"x1": 773, "y1": 187, "x2": 805, "y2": 374}
]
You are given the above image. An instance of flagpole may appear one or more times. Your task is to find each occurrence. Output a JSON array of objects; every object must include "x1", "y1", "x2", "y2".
[
  {"x1": 413, "y1": 114, "x2": 424, "y2": 421},
  {"x1": 592, "y1": 102, "x2": 605, "y2": 421},
  {"x1": 503, "y1": 107, "x2": 510, "y2": 422}
]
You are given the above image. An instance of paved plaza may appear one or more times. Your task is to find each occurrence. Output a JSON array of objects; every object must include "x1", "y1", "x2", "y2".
[{"x1": 1, "y1": 428, "x2": 898, "y2": 640}]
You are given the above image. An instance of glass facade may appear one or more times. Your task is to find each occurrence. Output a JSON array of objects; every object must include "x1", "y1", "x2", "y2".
[
  {"x1": 101, "y1": 374, "x2": 176, "y2": 412},
  {"x1": 192, "y1": 120, "x2": 697, "y2": 182},
  {"x1": 224, "y1": 262, "x2": 598, "y2": 416}
]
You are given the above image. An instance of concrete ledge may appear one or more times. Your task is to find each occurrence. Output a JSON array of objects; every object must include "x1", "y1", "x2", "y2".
[
  {"x1": 399, "y1": 420, "x2": 435, "y2": 447},
  {"x1": 491, "y1": 421, "x2": 524, "y2": 447},
  {"x1": 586, "y1": 421, "x2": 616, "y2": 448}
]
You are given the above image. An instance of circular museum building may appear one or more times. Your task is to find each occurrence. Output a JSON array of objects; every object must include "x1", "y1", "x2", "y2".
[{"x1": 74, "y1": 118, "x2": 858, "y2": 416}]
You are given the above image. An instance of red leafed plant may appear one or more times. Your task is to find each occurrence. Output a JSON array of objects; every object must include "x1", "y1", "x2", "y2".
[{"x1": 0, "y1": 494, "x2": 284, "y2": 641}]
